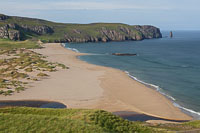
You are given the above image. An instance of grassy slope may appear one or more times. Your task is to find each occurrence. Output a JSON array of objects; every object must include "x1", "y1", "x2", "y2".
[
  {"x1": 0, "y1": 39, "x2": 40, "y2": 49},
  {"x1": 0, "y1": 107, "x2": 158, "y2": 133},
  {"x1": 1, "y1": 107, "x2": 200, "y2": 132}
]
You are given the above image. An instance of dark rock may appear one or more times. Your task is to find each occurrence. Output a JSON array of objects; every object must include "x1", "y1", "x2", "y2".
[
  {"x1": 0, "y1": 14, "x2": 9, "y2": 21},
  {"x1": 112, "y1": 53, "x2": 137, "y2": 56},
  {"x1": 170, "y1": 31, "x2": 173, "y2": 38}
]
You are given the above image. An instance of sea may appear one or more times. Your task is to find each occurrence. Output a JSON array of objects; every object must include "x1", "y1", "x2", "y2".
[{"x1": 65, "y1": 31, "x2": 200, "y2": 119}]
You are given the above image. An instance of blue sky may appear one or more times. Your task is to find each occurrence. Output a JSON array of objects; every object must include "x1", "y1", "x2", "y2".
[{"x1": 0, "y1": 0, "x2": 200, "y2": 30}]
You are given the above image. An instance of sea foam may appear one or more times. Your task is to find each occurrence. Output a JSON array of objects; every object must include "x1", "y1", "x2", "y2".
[
  {"x1": 66, "y1": 47, "x2": 80, "y2": 53},
  {"x1": 63, "y1": 43, "x2": 80, "y2": 53},
  {"x1": 124, "y1": 71, "x2": 200, "y2": 119},
  {"x1": 64, "y1": 43, "x2": 200, "y2": 119}
]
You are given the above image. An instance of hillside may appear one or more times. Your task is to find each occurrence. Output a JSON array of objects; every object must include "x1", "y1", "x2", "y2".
[
  {"x1": 0, "y1": 107, "x2": 200, "y2": 132},
  {"x1": 0, "y1": 107, "x2": 156, "y2": 132},
  {"x1": 0, "y1": 14, "x2": 162, "y2": 43}
]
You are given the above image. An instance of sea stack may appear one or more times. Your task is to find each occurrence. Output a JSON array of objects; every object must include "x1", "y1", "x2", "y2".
[{"x1": 170, "y1": 31, "x2": 173, "y2": 38}]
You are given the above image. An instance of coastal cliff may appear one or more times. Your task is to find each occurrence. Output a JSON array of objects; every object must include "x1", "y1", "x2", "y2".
[{"x1": 0, "y1": 14, "x2": 162, "y2": 42}]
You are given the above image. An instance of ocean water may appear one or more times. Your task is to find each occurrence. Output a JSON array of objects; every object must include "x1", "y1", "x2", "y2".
[{"x1": 65, "y1": 31, "x2": 200, "y2": 119}]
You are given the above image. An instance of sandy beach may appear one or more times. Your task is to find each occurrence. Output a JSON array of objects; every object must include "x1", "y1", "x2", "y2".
[{"x1": 0, "y1": 43, "x2": 192, "y2": 121}]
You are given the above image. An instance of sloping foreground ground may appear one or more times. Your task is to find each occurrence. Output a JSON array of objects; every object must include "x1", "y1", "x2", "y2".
[
  {"x1": 0, "y1": 107, "x2": 200, "y2": 132},
  {"x1": 0, "y1": 107, "x2": 157, "y2": 133}
]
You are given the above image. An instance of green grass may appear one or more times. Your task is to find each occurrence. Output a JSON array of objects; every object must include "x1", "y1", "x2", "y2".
[
  {"x1": 2, "y1": 107, "x2": 200, "y2": 132},
  {"x1": 0, "y1": 39, "x2": 40, "y2": 49},
  {"x1": 0, "y1": 107, "x2": 158, "y2": 133},
  {"x1": 183, "y1": 121, "x2": 200, "y2": 128},
  {"x1": 146, "y1": 120, "x2": 200, "y2": 132}
]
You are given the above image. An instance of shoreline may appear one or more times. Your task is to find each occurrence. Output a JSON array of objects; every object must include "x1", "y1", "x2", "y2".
[
  {"x1": 64, "y1": 43, "x2": 193, "y2": 121},
  {"x1": 0, "y1": 43, "x2": 192, "y2": 122},
  {"x1": 65, "y1": 44, "x2": 195, "y2": 121}
]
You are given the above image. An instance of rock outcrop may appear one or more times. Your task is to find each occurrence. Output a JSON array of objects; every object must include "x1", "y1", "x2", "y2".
[
  {"x1": 8, "y1": 30, "x2": 21, "y2": 40},
  {"x1": 112, "y1": 53, "x2": 137, "y2": 56},
  {"x1": 0, "y1": 14, "x2": 9, "y2": 21},
  {"x1": 134, "y1": 25, "x2": 162, "y2": 39},
  {"x1": 20, "y1": 25, "x2": 54, "y2": 35},
  {"x1": 0, "y1": 23, "x2": 54, "y2": 40},
  {"x1": 0, "y1": 25, "x2": 21, "y2": 40}
]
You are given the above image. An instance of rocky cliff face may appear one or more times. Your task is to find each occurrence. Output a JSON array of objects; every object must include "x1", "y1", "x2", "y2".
[
  {"x1": 0, "y1": 25, "x2": 21, "y2": 40},
  {"x1": 134, "y1": 25, "x2": 162, "y2": 39},
  {"x1": 0, "y1": 23, "x2": 54, "y2": 40},
  {"x1": 55, "y1": 25, "x2": 162, "y2": 43},
  {"x1": 20, "y1": 25, "x2": 54, "y2": 35},
  {"x1": 0, "y1": 14, "x2": 162, "y2": 42}
]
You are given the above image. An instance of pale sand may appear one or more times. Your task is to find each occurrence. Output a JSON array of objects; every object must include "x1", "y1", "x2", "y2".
[{"x1": 0, "y1": 43, "x2": 192, "y2": 121}]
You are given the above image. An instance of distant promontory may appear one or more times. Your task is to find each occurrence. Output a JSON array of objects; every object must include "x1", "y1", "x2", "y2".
[{"x1": 0, "y1": 14, "x2": 162, "y2": 43}]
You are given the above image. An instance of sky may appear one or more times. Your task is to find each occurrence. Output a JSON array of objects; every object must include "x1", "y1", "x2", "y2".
[{"x1": 0, "y1": 0, "x2": 200, "y2": 30}]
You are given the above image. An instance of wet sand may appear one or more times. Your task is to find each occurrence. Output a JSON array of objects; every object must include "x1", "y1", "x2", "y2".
[{"x1": 0, "y1": 100, "x2": 66, "y2": 108}]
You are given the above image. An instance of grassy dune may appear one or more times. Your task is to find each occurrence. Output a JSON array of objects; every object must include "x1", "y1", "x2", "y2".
[
  {"x1": 0, "y1": 107, "x2": 158, "y2": 133},
  {"x1": 0, "y1": 39, "x2": 67, "y2": 95},
  {"x1": 0, "y1": 107, "x2": 200, "y2": 132},
  {"x1": 0, "y1": 39, "x2": 40, "y2": 49}
]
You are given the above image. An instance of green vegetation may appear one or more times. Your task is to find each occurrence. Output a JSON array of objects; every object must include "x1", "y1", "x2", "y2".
[
  {"x1": 0, "y1": 39, "x2": 40, "y2": 49},
  {"x1": 184, "y1": 121, "x2": 200, "y2": 128},
  {"x1": 0, "y1": 107, "x2": 200, "y2": 132},
  {"x1": 0, "y1": 107, "x2": 158, "y2": 132},
  {"x1": 0, "y1": 39, "x2": 68, "y2": 95},
  {"x1": 147, "y1": 120, "x2": 200, "y2": 132}
]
